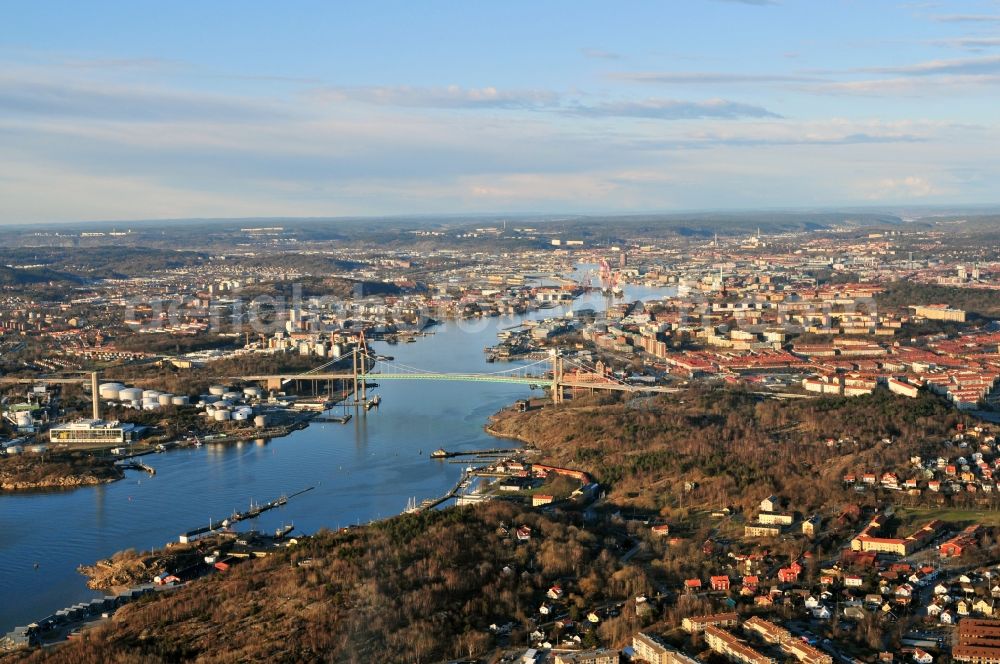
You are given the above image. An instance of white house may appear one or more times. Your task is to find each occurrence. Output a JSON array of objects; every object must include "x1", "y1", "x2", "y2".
[{"x1": 812, "y1": 606, "x2": 832, "y2": 620}]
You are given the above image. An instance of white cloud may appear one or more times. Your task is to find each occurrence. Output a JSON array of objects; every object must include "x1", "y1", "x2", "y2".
[
  {"x1": 864, "y1": 175, "x2": 944, "y2": 200},
  {"x1": 310, "y1": 85, "x2": 558, "y2": 110},
  {"x1": 570, "y1": 97, "x2": 782, "y2": 120},
  {"x1": 932, "y1": 14, "x2": 1000, "y2": 23},
  {"x1": 798, "y1": 73, "x2": 1000, "y2": 96},
  {"x1": 609, "y1": 71, "x2": 816, "y2": 84},
  {"x1": 0, "y1": 74, "x2": 287, "y2": 122},
  {"x1": 580, "y1": 48, "x2": 621, "y2": 60},
  {"x1": 860, "y1": 54, "x2": 1000, "y2": 76}
]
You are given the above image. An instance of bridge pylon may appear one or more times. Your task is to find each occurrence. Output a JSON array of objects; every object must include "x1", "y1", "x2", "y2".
[{"x1": 550, "y1": 349, "x2": 564, "y2": 405}]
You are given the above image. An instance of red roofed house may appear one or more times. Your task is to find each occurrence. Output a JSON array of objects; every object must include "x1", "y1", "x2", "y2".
[
  {"x1": 711, "y1": 576, "x2": 731, "y2": 591},
  {"x1": 778, "y1": 563, "x2": 802, "y2": 584}
]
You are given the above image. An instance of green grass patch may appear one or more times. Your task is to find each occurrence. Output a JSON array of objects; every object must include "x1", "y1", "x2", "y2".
[{"x1": 895, "y1": 506, "x2": 1000, "y2": 528}]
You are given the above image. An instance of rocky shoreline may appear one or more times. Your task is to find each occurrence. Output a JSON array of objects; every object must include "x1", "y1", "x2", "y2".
[{"x1": 0, "y1": 457, "x2": 124, "y2": 492}]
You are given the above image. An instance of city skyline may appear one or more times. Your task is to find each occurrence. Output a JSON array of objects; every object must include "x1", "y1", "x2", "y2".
[{"x1": 3, "y1": 0, "x2": 1000, "y2": 223}]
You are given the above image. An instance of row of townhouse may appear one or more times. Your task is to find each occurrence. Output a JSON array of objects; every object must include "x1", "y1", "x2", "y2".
[{"x1": 704, "y1": 625, "x2": 776, "y2": 664}]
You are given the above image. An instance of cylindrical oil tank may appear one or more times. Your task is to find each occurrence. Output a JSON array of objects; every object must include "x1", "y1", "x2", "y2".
[
  {"x1": 119, "y1": 387, "x2": 143, "y2": 402},
  {"x1": 243, "y1": 386, "x2": 263, "y2": 399},
  {"x1": 142, "y1": 390, "x2": 160, "y2": 400},
  {"x1": 232, "y1": 410, "x2": 249, "y2": 422},
  {"x1": 158, "y1": 394, "x2": 174, "y2": 406},
  {"x1": 208, "y1": 385, "x2": 227, "y2": 396},
  {"x1": 254, "y1": 415, "x2": 268, "y2": 428},
  {"x1": 171, "y1": 396, "x2": 189, "y2": 406},
  {"x1": 214, "y1": 410, "x2": 231, "y2": 422},
  {"x1": 99, "y1": 383, "x2": 125, "y2": 400}
]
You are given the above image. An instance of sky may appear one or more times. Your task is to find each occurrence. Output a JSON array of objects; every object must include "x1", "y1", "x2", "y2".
[{"x1": 2, "y1": 1, "x2": 1000, "y2": 224}]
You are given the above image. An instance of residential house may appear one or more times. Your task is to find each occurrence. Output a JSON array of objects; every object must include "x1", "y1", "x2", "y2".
[{"x1": 712, "y1": 576, "x2": 732, "y2": 592}]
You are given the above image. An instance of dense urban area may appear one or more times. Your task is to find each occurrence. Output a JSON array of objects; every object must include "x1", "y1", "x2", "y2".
[{"x1": 6, "y1": 212, "x2": 1000, "y2": 664}]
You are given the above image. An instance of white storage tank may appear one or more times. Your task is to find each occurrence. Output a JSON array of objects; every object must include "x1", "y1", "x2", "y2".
[
  {"x1": 208, "y1": 385, "x2": 227, "y2": 396},
  {"x1": 99, "y1": 383, "x2": 125, "y2": 400},
  {"x1": 157, "y1": 394, "x2": 174, "y2": 406},
  {"x1": 119, "y1": 388, "x2": 144, "y2": 402},
  {"x1": 254, "y1": 415, "x2": 268, "y2": 429},
  {"x1": 142, "y1": 390, "x2": 160, "y2": 400},
  {"x1": 232, "y1": 410, "x2": 249, "y2": 422},
  {"x1": 214, "y1": 410, "x2": 231, "y2": 422},
  {"x1": 243, "y1": 386, "x2": 263, "y2": 399},
  {"x1": 142, "y1": 398, "x2": 160, "y2": 410},
  {"x1": 171, "y1": 396, "x2": 190, "y2": 406}
]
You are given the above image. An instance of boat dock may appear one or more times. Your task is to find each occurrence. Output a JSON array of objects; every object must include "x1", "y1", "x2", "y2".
[
  {"x1": 430, "y1": 447, "x2": 521, "y2": 459},
  {"x1": 404, "y1": 470, "x2": 477, "y2": 514},
  {"x1": 314, "y1": 413, "x2": 352, "y2": 423},
  {"x1": 116, "y1": 461, "x2": 156, "y2": 476},
  {"x1": 178, "y1": 487, "x2": 314, "y2": 543}
]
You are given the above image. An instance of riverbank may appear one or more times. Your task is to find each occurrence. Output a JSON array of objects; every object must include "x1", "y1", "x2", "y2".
[
  {"x1": 0, "y1": 410, "x2": 316, "y2": 493},
  {"x1": 77, "y1": 533, "x2": 233, "y2": 591},
  {"x1": 4, "y1": 502, "x2": 610, "y2": 662},
  {"x1": 0, "y1": 455, "x2": 124, "y2": 492}
]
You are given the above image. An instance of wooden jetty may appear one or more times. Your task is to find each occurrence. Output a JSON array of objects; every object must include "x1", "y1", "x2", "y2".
[
  {"x1": 314, "y1": 413, "x2": 352, "y2": 423},
  {"x1": 430, "y1": 447, "x2": 520, "y2": 459},
  {"x1": 404, "y1": 470, "x2": 478, "y2": 514},
  {"x1": 178, "y1": 486, "x2": 314, "y2": 543},
  {"x1": 117, "y1": 461, "x2": 156, "y2": 476}
]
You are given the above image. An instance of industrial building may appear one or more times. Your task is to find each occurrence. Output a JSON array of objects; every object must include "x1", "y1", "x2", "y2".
[{"x1": 48, "y1": 419, "x2": 139, "y2": 446}]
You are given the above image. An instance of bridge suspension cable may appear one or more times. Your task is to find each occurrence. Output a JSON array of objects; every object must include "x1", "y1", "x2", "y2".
[{"x1": 356, "y1": 349, "x2": 550, "y2": 378}]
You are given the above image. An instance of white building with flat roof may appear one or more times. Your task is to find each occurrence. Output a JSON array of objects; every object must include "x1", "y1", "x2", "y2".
[{"x1": 49, "y1": 419, "x2": 138, "y2": 445}]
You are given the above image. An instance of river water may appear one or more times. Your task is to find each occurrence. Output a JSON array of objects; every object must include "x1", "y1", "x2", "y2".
[{"x1": 0, "y1": 272, "x2": 673, "y2": 632}]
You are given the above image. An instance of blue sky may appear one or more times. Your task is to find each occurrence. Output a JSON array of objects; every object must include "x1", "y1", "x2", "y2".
[{"x1": 2, "y1": 0, "x2": 1000, "y2": 223}]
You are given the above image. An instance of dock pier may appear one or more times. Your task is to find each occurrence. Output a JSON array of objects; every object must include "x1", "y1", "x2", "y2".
[
  {"x1": 178, "y1": 487, "x2": 314, "y2": 543},
  {"x1": 404, "y1": 470, "x2": 477, "y2": 514},
  {"x1": 117, "y1": 461, "x2": 156, "y2": 476},
  {"x1": 430, "y1": 447, "x2": 521, "y2": 459}
]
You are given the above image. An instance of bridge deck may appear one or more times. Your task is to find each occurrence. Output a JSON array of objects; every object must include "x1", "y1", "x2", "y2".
[{"x1": 235, "y1": 372, "x2": 681, "y2": 393}]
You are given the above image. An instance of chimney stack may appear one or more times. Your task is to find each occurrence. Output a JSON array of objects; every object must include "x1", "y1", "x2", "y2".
[{"x1": 91, "y1": 371, "x2": 100, "y2": 421}]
